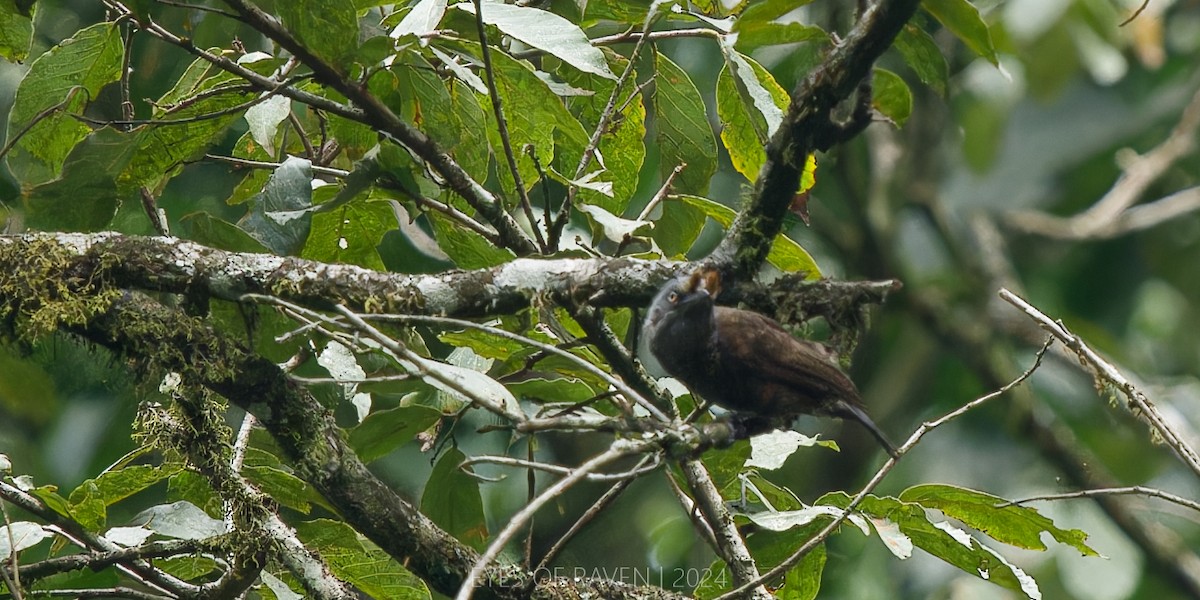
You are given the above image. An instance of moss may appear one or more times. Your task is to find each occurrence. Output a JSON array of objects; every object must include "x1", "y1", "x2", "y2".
[{"x1": 0, "y1": 238, "x2": 121, "y2": 340}]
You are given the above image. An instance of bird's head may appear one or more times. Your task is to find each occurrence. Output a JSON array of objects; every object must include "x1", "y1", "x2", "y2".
[{"x1": 645, "y1": 267, "x2": 722, "y2": 328}]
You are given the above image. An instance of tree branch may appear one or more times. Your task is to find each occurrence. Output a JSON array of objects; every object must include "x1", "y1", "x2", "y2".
[
  {"x1": 714, "y1": 0, "x2": 921, "y2": 276},
  {"x1": 0, "y1": 233, "x2": 896, "y2": 321},
  {"x1": 999, "y1": 289, "x2": 1200, "y2": 480},
  {"x1": 54, "y1": 291, "x2": 685, "y2": 600}
]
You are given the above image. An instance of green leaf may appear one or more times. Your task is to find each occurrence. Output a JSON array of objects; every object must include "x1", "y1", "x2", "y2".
[
  {"x1": 448, "y1": 79, "x2": 491, "y2": 183},
  {"x1": 732, "y1": 21, "x2": 829, "y2": 53},
  {"x1": 777, "y1": 542, "x2": 825, "y2": 600},
  {"x1": 558, "y1": 50, "x2": 646, "y2": 214},
  {"x1": 241, "y1": 447, "x2": 315, "y2": 514},
  {"x1": 821, "y1": 491, "x2": 1046, "y2": 598},
  {"x1": 0, "y1": 1, "x2": 33, "y2": 62},
  {"x1": 677, "y1": 194, "x2": 821, "y2": 277},
  {"x1": 6, "y1": 22, "x2": 123, "y2": 184},
  {"x1": 157, "y1": 556, "x2": 218, "y2": 581},
  {"x1": 922, "y1": 0, "x2": 999, "y2": 66},
  {"x1": 421, "y1": 447, "x2": 488, "y2": 549},
  {"x1": 303, "y1": 199, "x2": 393, "y2": 270},
  {"x1": 457, "y1": 2, "x2": 616, "y2": 80},
  {"x1": 428, "y1": 212, "x2": 515, "y2": 269},
  {"x1": 276, "y1": 0, "x2": 359, "y2": 64},
  {"x1": 241, "y1": 470, "x2": 318, "y2": 516},
  {"x1": 505, "y1": 373, "x2": 599, "y2": 404},
  {"x1": 653, "y1": 52, "x2": 717, "y2": 196},
  {"x1": 293, "y1": 519, "x2": 430, "y2": 600},
  {"x1": 715, "y1": 50, "x2": 789, "y2": 181},
  {"x1": 894, "y1": 24, "x2": 948, "y2": 96},
  {"x1": 67, "y1": 464, "x2": 176, "y2": 530},
  {"x1": 179, "y1": 213, "x2": 270, "y2": 253},
  {"x1": 66, "y1": 481, "x2": 105, "y2": 532},
  {"x1": 328, "y1": 115, "x2": 377, "y2": 161},
  {"x1": 349, "y1": 404, "x2": 442, "y2": 463},
  {"x1": 871, "y1": 68, "x2": 913, "y2": 127},
  {"x1": 28, "y1": 485, "x2": 72, "y2": 518},
  {"x1": 649, "y1": 196, "x2": 705, "y2": 258},
  {"x1": 119, "y1": 63, "x2": 253, "y2": 193},
  {"x1": 441, "y1": 40, "x2": 589, "y2": 196},
  {"x1": 237, "y1": 156, "x2": 313, "y2": 256},
  {"x1": 22, "y1": 128, "x2": 133, "y2": 231},
  {"x1": 696, "y1": 521, "x2": 826, "y2": 599},
  {"x1": 899, "y1": 484, "x2": 1098, "y2": 556},
  {"x1": 734, "y1": 0, "x2": 817, "y2": 25},
  {"x1": 166, "y1": 471, "x2": 221, "y2": 518},
  {"x1": 393, "y1": 54, "x2": 465, "y2": 154},
  {"x1": 440, "y1": 327, "x2": 527, "y2": 361},
  {"x1": 698, "y1": 440, "x2": 752, "y2": 492}
]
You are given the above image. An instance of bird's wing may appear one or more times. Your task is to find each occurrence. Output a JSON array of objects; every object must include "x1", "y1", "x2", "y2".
[{"x1": 712, "y1": 307, "x2": 859, "y2": 401}]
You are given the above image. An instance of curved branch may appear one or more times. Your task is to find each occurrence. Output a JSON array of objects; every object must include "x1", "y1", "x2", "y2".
[{"x1": 714, "y1": 0, "x2": 922, "y2": 276}]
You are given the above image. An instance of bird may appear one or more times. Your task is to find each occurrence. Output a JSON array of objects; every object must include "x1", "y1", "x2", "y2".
[{"x1": 643, "y1": 268, "x2": 899, "y2": 458}]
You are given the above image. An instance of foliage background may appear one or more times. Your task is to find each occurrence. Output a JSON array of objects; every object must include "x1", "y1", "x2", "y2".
[{"x1": 0, "y1": 0, "x2": 1199, "y2": 599}]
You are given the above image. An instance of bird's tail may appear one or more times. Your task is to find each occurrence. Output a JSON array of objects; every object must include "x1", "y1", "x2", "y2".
[{"x1": 835, "y1": 400, "x2": 900, "y2": 459}]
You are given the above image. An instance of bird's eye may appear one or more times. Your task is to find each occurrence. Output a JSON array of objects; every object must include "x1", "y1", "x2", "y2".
[{"x1": 667, "y1": 291, "x2": 679, "y2": 303}]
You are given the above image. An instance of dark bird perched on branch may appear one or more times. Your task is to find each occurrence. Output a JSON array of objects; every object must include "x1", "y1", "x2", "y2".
[{"x1": 644, "y1": 269, "x2": 899, "y2": 458}]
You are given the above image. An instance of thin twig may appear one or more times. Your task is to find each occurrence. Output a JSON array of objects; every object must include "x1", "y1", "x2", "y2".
[
  {"x1": 0, "y1": 482, "x2": 194, "y2": 597},
  {"x1": 105, "y1": 0, "x2": 363, "y2": 120},
  {"x1": 662, "y1": 468, "x2": 719, "y2": 550},
  {"x1": 1120, "y1": 0, "x2": 1151, "y2": 26},
  {"x1": 713, "y1": 337, "x2": 1051, "y2": 600},
  {"x1": 460, "y1": 454, "x2": 660, "y2": 482},
  {"x1": 548, "y1": 2, "x2": 663, "y2": 249},
  {"x1": 511, "y1": 28, "x2": 721, "y2": 60},
  {"x1": 0, "y1": 89, "x2": 83, "y2": 161},
  {"x1": 153, "y1": 0, "x2": 239, "y2": 18},
  {"x1": 119, "y1": 22, "x2": 135, "y2": 129},
  {"x1": 454, "y1": 442, "x2": 642, "y2": 600},
  {"x1": 333, "y1": 305, "x2": 529, "y2": 423},
  {"x1": 473, "y1": 0, "x2": 545, "y2": 251},
  {"x1": 999, "y1": 288, "x2": 1200, "y2": 480},
  {"x1": 138, "y1": 188, "x2": 170, "y2": 236},
  {"x1": 73, "y1": 86, "x2": 278, "y2": 127},
  {"x1": 288, "y1": 111, "x2": 316, "y2": 159},
  {"x1": 637, "y1": 164, "x2": 686, "y2": 222},
  {"x1": 1006, "y1": 85, "x2": 1200, "y2": 239},
  {"x1": 524, "y1": 440, "x2": 536, "y2": 568},
  {"x1": 383, "y1": 178, "x2": 504, "y2": 244},
  {"x1": 0, "y1": 495, "x2": 24, "y2": 600},
  {"x1": 535, "y1": 455, "x2": 657, "y2": 572},
  {"x1": 203, "y1": 153, "x2": 349, "y2": 177},
  {"x1": 358, "y1": 312, "x2": 670, "y2": 422},
  {"x1": 19, "y1": 587, "x2": 172, "y2": 599},
  {"x1": 1002, "y1": 485, "x2": 1200, "y2": 513}
]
